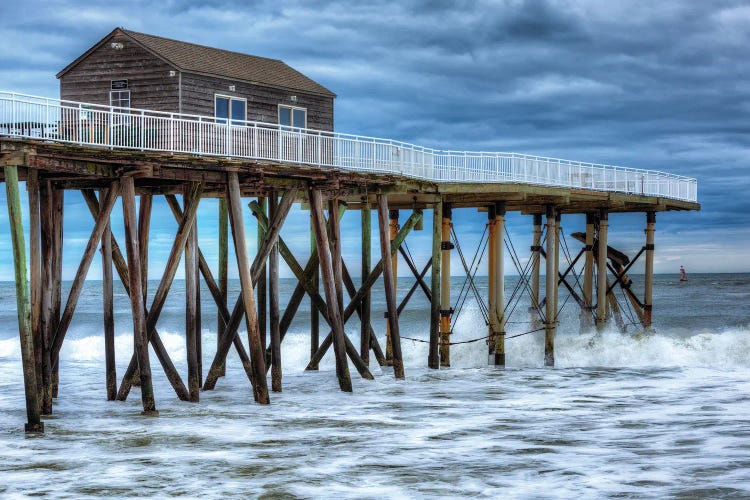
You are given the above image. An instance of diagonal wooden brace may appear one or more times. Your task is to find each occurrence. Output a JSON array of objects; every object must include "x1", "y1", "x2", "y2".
[
  {"x1": 250, "y1": 202, "x2": 374, "y2": 380},
  {"x1": 163, "y1": 194, "x2": 255, "y2": 388},
  {"x1": 51, "y1": 183, "x2": 120, "y2": 367},
  {"x1": 81, "y1": 190, "x2": 190, "y2": 401},
  {"x1": 306, "y1": 210, "x2": 422, "y2": 369},
  {"x1": 398, "y1": 247, "x2": 432, "y2": 302},
  {"x1": 202, "y1": 188, "x2": 297, "y2": 390},
  {"x1": 117, "y1": 183, "x2": 204, "y2": 401}
]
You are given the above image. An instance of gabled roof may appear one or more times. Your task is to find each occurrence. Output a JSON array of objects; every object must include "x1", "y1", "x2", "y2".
[{"x1": 57, "y1": 28, "x2": 336, "y2": 98}]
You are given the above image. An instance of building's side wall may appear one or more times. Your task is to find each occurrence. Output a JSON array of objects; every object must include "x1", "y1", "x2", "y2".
[
  {"x1": 180, "y1": 73, "x2": 334, "y2": 131},
  {"x1": 59, "y1": 32, "x2": 179, "y2": 112}
]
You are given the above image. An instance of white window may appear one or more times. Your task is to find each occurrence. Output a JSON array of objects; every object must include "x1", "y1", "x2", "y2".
[
  {"x1": 215, "y1": 95, "x2": 247, "y2": 125},
  {"x1": 279, "y1": 105, "x2": 307, "y2": 129},
  {"x1": 109, "y1": 90, "x2": 131, "y2": 126},
  {"x1": 110, "y1": 90, "x2": 130, "y2": 110}
]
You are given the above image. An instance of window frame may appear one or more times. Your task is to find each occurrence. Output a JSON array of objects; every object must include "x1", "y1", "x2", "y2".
[
  {"x1": 278, "y1": 104, "x2": 307, "y2": 130},
  {"x1": 215, "y1": 94, "x2": 247, "y2": 125},
  {"x1": 109, "y1": 89, "x2": 131, "y2": 125}
]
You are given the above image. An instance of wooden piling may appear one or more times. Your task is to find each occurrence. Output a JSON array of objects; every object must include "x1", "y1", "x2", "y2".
[
  {"x1": 487, "y1": 206, "x2": 497, "y2": 357},
  {"x1": 269, "y1": 192, "x2": 282, "y2": 392},
  {"x1": 492, "y1": 202, "x2": 506, "y2": 366},
  {"x1": 51, "y1": 184, "x2": 120, "y2": 372},
  {"x1": 385, "y1": 209, "x2": 399, "y2": 364},
  {"x1": 101, "y1": 188, "x2": 117, "y2": 401},
  {"x1": 257, "y1": 197, "x2": 268, "y2": 353},
  {"x1": 185, "y1": 186, "x2": 200, "y2": 402},
  {"x1": 544, "y1": 205, "x2": 557, "y2": 367},
  {"x1": 596, "y1": 210, "x2": 609, "y2": 332},
  {"x1": 26, "y1": 170, "x2": 43, "y2": 408},
  {"x1": 553, "y1": 212, "x2": 561, "y2": 325},
  {"x1": 226, "y1": 172, "x2": 270, "y2": 404},
  {"x1": 644, "y1": 211, "x2": 655, "y2": 329},
  {"x1": 360, "y1": 201, "x2": 371, "y2": 365},
  {"x1": 530, "y1": 214, "x2": 542, "y2": 328},
  {"x1": 440, "y1": 203, "x2": 452, "y2": 367},
  {"x1": 218, "y1": 198, "x2": 228, "y2": 377},
  {"x1": 309, "y1": 211, "x2": 320, "y2": 370},
  {"x1": 110, "y1": 187, "x2": 196, "y2": 403},
  {"x1": 202, "y1": 190, "x2": 296, "y2": 390},
  {"x1": 121, "y1": 176, "x2": 158, "y2": 415},
  {"x1": 377, "y1": 195, "x2": 404, "y2": 379},
  {"x1": 138, "y1": 194, "x2": 152, "y2": 305},
  {"x1": 581, "y1": 213, "x2": 595, "y2": 332},
  {"x1": 38, "y1": 181, "x2": 53, "y2": 414},
  {"x1": 309, "y1": 188, "x2": 353, "y2": 391},
  {"x1": 50, "y1": 188, "x2": 63, "y2": 399},
  {"x1": 5, "y1": 166, "x2": 43, "y2": 432},
  {"x1": 329, "y1": 199, "x2": 345, "y2": 317},
  {"x1": 428, "y1": 200, "x2": 442, "y2": 369}
]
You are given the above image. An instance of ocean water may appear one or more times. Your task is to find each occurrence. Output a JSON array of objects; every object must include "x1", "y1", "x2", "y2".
[{"x1": 1, "y1": 273, "x2": 749, "y2": 497}]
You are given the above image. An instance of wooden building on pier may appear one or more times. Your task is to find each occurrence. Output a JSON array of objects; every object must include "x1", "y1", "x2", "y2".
[{"x1": 57, "y1": 28, "x2": 335, "y2": 131}]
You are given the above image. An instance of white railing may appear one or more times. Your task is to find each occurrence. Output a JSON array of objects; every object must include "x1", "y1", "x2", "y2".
[{"x1": 0, "y1": 91, "x2": 698, "y2": 202}]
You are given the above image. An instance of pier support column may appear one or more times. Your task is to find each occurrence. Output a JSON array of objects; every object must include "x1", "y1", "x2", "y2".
[
  {"x1": 487, "y1": 206, "x2": 497, "y2": 356},
  {"x1": 644, "y1": 211, "x2": 656, "y2": 330},
  {"x1": 227, "y1": 172, "x2": 270, "y2": 403},
  {"x1": 138, "y1": 194, "x2": 152, "y2": 306},
  {"x1": 360, "y1": 200, "x2": 371, "y2": 365},
  {"x1": 26, "y1": 171, "x2": 43, "y2": 411},
  {"x1": 5, "y1": 166, "x2": 43, "y2": 432},
  {"x1": 493, "y1": 203, "x2": 506, "y2": 366},
  {"x1": 185, "y1": 185, "x2": 200, "y2": 402},
  {"x1": 121, "y1": 176, "x2": 158, "y2": 415},
  {"x1": 377, "y1": 195, "x2": 404, "y2": 379},
  {"x1": 39, "y1": 182, "x2": 54, "y2": 414},
  {"x1": 596, "y1": 209, "x2": 609, "y2": 332},
  {"x1": 544, "y1": 205, "x2": 558, "y2": 367},
  {"x1": 428, "y1": 200, "x2": 442, "y2": 369},
  {"x1": 309, "y1": 188, "x2": 352, "y2": 391},
  {"x1": 269, "y1": 192, "x2": 282, "y2": 392},
  {"x1": 257, "y1": 197, "x2": 267, "y2": 353},
  {"x1": 309, "y1": 211, "x2": 320, "y2": 370},
  {"x1": 440, "y1": 203, "x2": 453, "y2": 367},
  {"x1": 529, "y1": 214, "x2": 542, "y2": 328},
  {"x1": 385, "y1": 209, "x2": 399, "y2": 364},
  {"x1": 101, "y1": 188, "x2": 116, "y2": 401},
  {"x1": 581, "y1": 213, "x2": 595, "y2": 332},
  {"x1": 553, "y1": 212, "x2": 561, "y2": 323},
  {"x1": 217, "y1": 198, "x2": 228, "y2": 377},
  {"x1": 50, "y1": 189, "x2": 63, "y2": 399}
]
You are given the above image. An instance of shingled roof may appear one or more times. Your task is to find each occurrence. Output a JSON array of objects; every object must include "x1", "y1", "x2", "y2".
[{"x1": 57, "y1": 28, "x2": 335, "y2": 98}]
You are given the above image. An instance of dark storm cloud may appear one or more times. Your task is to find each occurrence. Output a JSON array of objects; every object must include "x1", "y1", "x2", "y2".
[{"x1": 0, "y1": 0, "x2": 748, "y2": 273}]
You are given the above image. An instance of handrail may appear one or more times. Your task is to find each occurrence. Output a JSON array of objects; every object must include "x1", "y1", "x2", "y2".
[{"x1": 0, "y1": 91, "x2": 698, "y2": 202}]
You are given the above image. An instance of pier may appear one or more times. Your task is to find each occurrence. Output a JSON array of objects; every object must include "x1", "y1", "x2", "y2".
[{"x1": 1, "y1": 91, "x2": 699, "y2": 432}]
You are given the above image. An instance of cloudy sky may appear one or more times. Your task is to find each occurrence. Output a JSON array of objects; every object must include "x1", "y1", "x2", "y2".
[{"x1": 0, "y1": 0, "x2": 748, "y2": 279}]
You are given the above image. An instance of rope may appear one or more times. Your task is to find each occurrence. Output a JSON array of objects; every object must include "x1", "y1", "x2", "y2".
[
  {"x1": 451, "y1": 225, "x2": 489, "y2": 327},
  {"x1": 400, "y1": 326, "x2": 546, "y2": 346},
  {"x1": 399, "y1": 335, "x2": 489, "y2": 346}
]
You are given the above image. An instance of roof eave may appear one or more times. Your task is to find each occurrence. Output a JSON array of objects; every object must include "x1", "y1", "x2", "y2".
[
  {"x1": 56, "y1": 27, "x2": 183, "y2": 79},
  {"x1": 182, "y1": 70, "x2": 336, "y2": 99}
]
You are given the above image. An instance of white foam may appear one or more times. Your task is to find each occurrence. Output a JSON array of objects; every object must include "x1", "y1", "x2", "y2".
[{"x1": 2, "y1": 321, "x2": 749, "y2": 371}]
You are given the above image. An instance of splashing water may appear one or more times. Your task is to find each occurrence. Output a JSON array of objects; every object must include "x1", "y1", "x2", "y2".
[{"x1": 0, "y1": 274, "x2": 749, "y2": 497}]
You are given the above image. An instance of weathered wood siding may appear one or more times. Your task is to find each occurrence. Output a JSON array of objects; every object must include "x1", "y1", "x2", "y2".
[
  {"x1": 180, "y1": 73, "x2": 334, "y2": 132},
  {"x1": 59, "y1": 33, "x2": 334, "y2": 131},
  {"x1": 59, "y1": 32, "x2": 180, "y2": 112}
]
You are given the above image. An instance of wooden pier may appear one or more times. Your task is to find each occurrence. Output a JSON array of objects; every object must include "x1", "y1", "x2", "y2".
[{"x1": 0, "y1": 135, "x2": 699, "y2": 433}]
